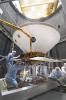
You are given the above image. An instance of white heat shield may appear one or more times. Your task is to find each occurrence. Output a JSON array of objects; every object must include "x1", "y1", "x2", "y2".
[{"x1": 13, "y1": 24, "x2": 60, "y2": 53}]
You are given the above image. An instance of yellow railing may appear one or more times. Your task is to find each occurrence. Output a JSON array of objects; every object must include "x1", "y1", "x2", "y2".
[{"x1": 0, "y1": 19, "x2": 32, "y2": 52}]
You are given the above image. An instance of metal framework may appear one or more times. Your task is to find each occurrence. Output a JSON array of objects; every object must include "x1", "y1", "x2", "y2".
[{"x1": 0, "y1": 0, "x2": 16, "y2": 4}]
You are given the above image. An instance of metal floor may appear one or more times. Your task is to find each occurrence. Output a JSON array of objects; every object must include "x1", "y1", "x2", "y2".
[
  {"x1": 0, "y1": 79, "x2": 66, "y2": 100},
  {"x1": 29, "y1": 91, "x2": 66, "y2": 100},
  {"x1": 0, "y1": 89, "x2": 66, "y2": 100}
]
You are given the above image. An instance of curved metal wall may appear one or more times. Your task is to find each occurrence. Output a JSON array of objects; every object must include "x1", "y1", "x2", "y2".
[{"x1": 0, "y1": 1, "x2": 65, "y2": 42}]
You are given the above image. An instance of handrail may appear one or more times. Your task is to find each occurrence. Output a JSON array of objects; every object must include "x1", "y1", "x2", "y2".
[{"x1": 0, "y1": 19, "x2": 31, "y2": 39}]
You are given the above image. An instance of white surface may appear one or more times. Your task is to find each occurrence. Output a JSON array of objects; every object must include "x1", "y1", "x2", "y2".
[
  {"x1": 13, "y1": 24, "x2": 60, "y2": 53},
  {"x1": 30, "y1": 57, "x2": 62, "y2": 62},
  {"x1": 1, "y1": 86, "x2": 32, "y2": 96}
]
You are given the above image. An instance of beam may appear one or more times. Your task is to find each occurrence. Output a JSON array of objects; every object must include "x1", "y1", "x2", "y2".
[{"x1": 0, "y1": 0, "x2": 16, "y2": 4}]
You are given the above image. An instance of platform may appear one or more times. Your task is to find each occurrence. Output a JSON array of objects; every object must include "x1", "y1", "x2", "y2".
[{"x1": 0, "y1": 78, "x2": 59, "y2": 100}]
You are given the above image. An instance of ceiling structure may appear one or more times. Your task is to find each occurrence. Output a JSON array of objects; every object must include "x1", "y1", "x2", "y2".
[
  {"x1": 0, "y1": 0, "x2": 66, "y2": 50},
  {"x1": 12, "y1": 0, "x2": 61, "y2": 19}
]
